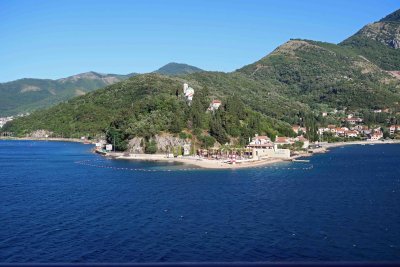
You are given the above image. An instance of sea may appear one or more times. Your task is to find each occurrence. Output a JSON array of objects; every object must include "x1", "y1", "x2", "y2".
[{"x1": 0, "y1": 140, "x2": 399, "y2": 263}]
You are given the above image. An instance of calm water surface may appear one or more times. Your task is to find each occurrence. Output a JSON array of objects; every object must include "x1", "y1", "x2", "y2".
[{"x1": 0, "y1": 140, "x2": 399, "y2": 262}]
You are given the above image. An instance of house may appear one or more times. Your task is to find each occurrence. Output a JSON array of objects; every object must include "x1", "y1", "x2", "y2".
[
  {"x1": 274, "y1": 136, "x2": 293, "y2": 146},
  {"x1": 247, "y1": 142, "x2": 274, "y2": 150},
  {"x1": 389, "y1": 125, "x2": 400, "y2": 134},
  {"x1": 246, "y1": 135, "x2": 290, "y2": 159},
  {"x1": 354, "y1": 125, "x2": 365, "y2": 131},
  {"x1": 343, "y1": 117, "x2": 363, "y2": 125},
  {"x1": 345, "y1": 130, "x2": 358, "y2": 138},
  {"x1": 295, "y1": 136, "x2": 310, "y2": 149},
  {"x1": 318, "y1": 127, "x2": 330, "y2": 135},
  {"x1": 322, "y1": 112, "x2": 328, "y2": 117},
  {"x1": 292, "y1": 125, "x2": 307, "y2": 135},
  {"x1": 369, "y1": 131, "x2": 383, "y2": 141},
  {"x1": 208, "y1": 99, "x2": 222, "y2": 111},
  {"x1": 335, "y1": 128, "x2": 346, "y2": 137},
  {"x1": 250, "y1": 135, "x2": 271, "y2": 145}
]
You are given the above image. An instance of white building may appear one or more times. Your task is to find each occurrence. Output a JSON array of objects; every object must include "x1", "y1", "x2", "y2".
[
  {"x1": 183, "y1": 83, "x2": 194, "y2": 102},
  {"x1": 208, "y1": 100, "x2": 222, "y2": 111},
  {"x1": 246, "y1": 134, "x2": 290, "y2": 159},
  {"x1": 368, "y1": 130, "x2": 383, "y2": 141}
]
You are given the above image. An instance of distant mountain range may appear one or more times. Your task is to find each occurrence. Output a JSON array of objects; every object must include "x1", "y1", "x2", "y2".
[
  {"x1": 0, "y1": 63, "x2": 203, "y2": 116},
  {"x1": 3, "y1": 9, "x2": 400, "y2": 147}
]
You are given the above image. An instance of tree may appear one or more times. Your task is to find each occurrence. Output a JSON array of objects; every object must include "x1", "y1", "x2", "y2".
[
  {"x1": 145, "y1": 140, "x2": 157, "y2": 154},
  {"x1": 200, "y1": 135, "x2": 216, "y2": 148},
  {"x1": 210, "y1": 111, "x2": 229, "y2": 144}
]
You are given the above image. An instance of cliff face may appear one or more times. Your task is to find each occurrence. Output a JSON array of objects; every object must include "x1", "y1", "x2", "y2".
[
  {"x1": 127, "y1": 134, "x2": 191, "y2": 154},
  {"x1": 340, "y1": 9, "x2": 400, "y2": 70},
  {"x1": 354, "y1": 22, "x2": 400, "y2": 49}
]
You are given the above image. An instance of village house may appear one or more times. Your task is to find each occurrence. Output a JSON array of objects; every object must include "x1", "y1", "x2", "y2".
[
  {"x1": 249, "y1": 135, "x2": 271, "y2": 145},
  {"x1": 292, "y1": 125, "x2": 307, "y2": 135},
  {"x1": 389, "y1": 125, "x2": 400, "y2": 134},
  {"x1": 318, "y1": 127, "x2": 330, "y2": 135},
  {"x1": 368, "y1": 130, "x2": 383, "y2": 141},
  {"x1": 343, "y1": 117, "x2": 363, "y2": 125},
  {"x1": 274, "y1": 136, "x2": 293, "y2": 146},
  {"x1": 345, "y1": 130, "x2": 359, "y2": 138},
  {"x1": 353, "y1": 125, "x2": 371, "y2": 135},
  {"x1": 335, "y1": 127, "x2": 348, "y2": 137},
  {"x1": 295, "y1": 135, "x2": 310, "y2": 149},
  {"x1": 246, "y1": 135, "x2": 291, "y2": 159}
]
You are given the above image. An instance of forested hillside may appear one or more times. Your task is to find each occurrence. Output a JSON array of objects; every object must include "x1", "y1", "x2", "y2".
[{"x1": 0, "y1": 72, "x2": 136, "y2": 116}]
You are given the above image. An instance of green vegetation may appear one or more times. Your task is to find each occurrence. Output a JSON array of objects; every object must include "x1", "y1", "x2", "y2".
[
  {"x1": 0, "y1": 72, "x2": 136, "y2": 116},
  {"x1": 154, "y1": 63, "x2": 204, "y2": 76},
  {"x1": 2, "y1": 74, "x2": 294, "y2": 151},
  {"x1": 238, "y1": 39, "x2": 400, "y2": 110},
  {"x1": 340, "y1": 9, "x2": 400, "y2": 70},
  {"x1": 340, "y1": 32, "x2": 400, "y2": 70}
]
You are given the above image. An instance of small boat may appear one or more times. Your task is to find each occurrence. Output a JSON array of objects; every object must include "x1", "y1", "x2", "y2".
[
  {"x1": 95, "y1": 149, "x2": 107, "y2": 155},
  {"x1": 292, "y1": 159, "x2": 310, "y2": 163}
]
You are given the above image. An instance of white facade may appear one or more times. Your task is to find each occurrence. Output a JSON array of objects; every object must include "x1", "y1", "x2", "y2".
[
  {"x1": 185, "y1": 87, "x2": 194, "y2": 101},
  {"x1": 209, "y1": 100, "x2": 222, "y2": 111}
]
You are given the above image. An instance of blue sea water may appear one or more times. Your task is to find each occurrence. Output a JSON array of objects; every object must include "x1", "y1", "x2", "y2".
[{"x1": 0, "y1": 140, "x2": 399, "y2": 263}]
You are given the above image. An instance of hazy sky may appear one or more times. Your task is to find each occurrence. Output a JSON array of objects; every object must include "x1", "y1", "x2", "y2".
[{"x1": 0, "y1": 0, "x2": 399, "y2": 82}]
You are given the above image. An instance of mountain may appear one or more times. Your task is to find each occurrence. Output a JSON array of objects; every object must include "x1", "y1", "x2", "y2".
[
  {"x1": 237, "y1": 39, "x2": 400, "y2": 110},
  {"x1": 0, "y1": 72, "x2": 136, "y2": 116},
  {"x1": 0, "y1": 62, "x2": 203, "y2": 117},
  {"x1": 154, "y1": 62, "x2": 204, "y2": 75},
  {"x1": 3, "y1": 9, "x2": 400, "y2": 150},
  {"x1": 340, "y1": 9, "x2": 400, "y2": 70}
]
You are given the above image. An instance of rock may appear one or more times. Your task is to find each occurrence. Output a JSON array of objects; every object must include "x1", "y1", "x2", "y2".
[
  {"x1": 154, "y1": 134, "x2": 189, "y2": 152},
  {"x1": 127, "y1": 137, "x2": 144, "y2": 153},
  {"x1": 29, "y1": 130, "x2": 53, "y2": 138}
]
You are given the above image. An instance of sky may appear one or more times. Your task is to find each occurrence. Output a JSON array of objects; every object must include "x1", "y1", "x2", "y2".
[{"x1": 0, "y1": 0, "x2": 399, "y2": 82}]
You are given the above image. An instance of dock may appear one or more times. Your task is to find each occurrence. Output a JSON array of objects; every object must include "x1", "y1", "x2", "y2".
[{"x1": 292, "y1": 159, "x2": 310, "y2": 163}]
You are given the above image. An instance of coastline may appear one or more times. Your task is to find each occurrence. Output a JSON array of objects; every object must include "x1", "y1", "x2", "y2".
[
  {"x1": 107, "y1": 139, "x2": 400, "y2": 169},
  {"x1": 2, "y1": 137, "x2": 400, "y2": 170},
  {"x1": 112, "y1": 153, "x2": 289, "y2": 170},
  {"x1": 0, "y1": 136, "x2": 88, "y2": 143}
]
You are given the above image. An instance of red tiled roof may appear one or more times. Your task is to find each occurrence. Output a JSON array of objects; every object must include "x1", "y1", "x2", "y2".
[
  {"x1": 255, "y1": 136, "x2": 270, "y2": 140},
  {"x1": 297, "y1": 136, "x2": 308, "y2": 141},
  {"x1": 275, "y1": 137, "x2": 289, "y2": 143}
]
